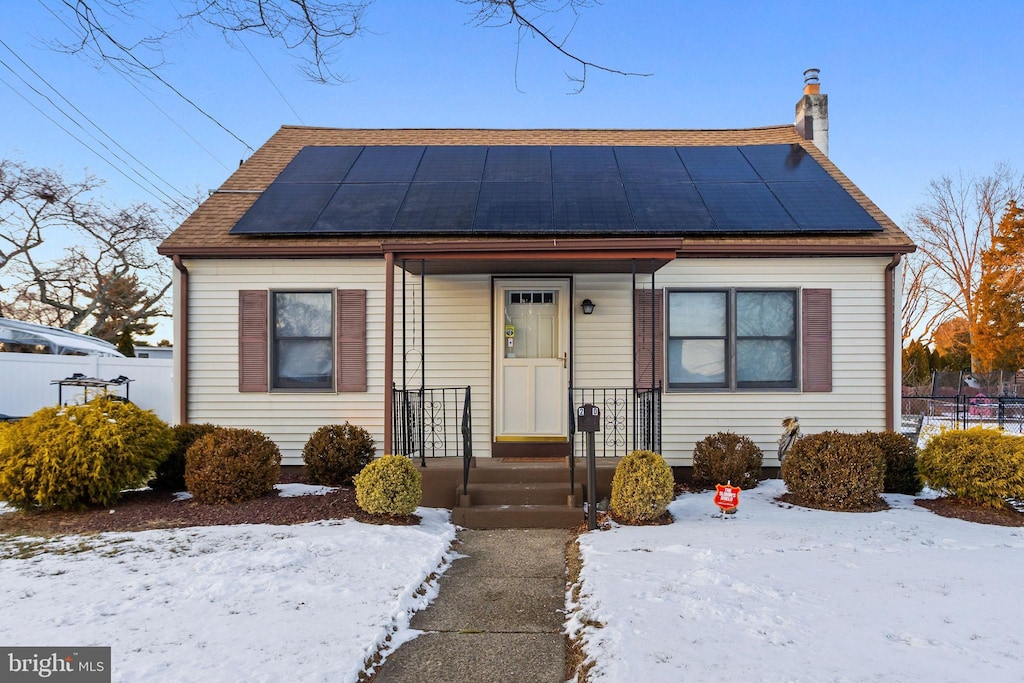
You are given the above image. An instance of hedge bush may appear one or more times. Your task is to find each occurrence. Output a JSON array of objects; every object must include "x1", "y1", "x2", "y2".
[
  {"x1": 918, "y1": 427, "x2": 1024, "y2": 509},
  {"x1": 781, "y1": 430, "x2": 885, "y2": 510},
  {"x1": 302, "y1": 422, "x2": 376, "y2": 485},
  {"x1": 185, "y1": 427, "x2": 281, "y2": 504},
  {"x1": 0, "y1": 398, "x2": 173, "y2": 511},
  {"x1": 353, "y1": 455, "x2": 422, "y2": 516},
  {"x1": 692, "y1": 431, "x2": 763, "y2": 489},
  {"x1": 149, "y1": 423, "x2": 219, "y2": 491},
  {"x1": 610, "y1": 449, "x2": 675, "y2": 523},
  {"x1": 862, "y1": 431, "x2": 922, "y2": 495}
]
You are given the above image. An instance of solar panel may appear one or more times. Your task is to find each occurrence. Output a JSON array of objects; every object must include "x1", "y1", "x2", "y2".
[
  {"x1": 343, "y1": 146, "x2": 425, "y2": 183},
  {"x1": 554, "y1": 182, "x2": 634, "y2": 233},
  {"x1": 483, "y1": 147, "x2": 550, "y2": 182},
  {"x1": 552, "y1": 147, "x2": 619, "y2": 182},
  {"x1": 677, "y1": 146, "x2": 761, "y2": 183},
  {"x1": 231, "y1": 183, "x2": 338, "y2": 234},
  {"x1": 695, "y1": 182, "x2": 797, "y2": 232},
  {"x1": 740, "y1": 144, "x2": 832, "y2": 182},
  {"x1": 276, "y1": 147, "x2": 361, "y2": 183},
  {"x1": 312, "y1": 183, "x2": 407, "y2": 233},
  {"x1": 614, "y1": 147, "x2": 690, "y2": 184},
  {"x1": 624, "y1": 182, "x2": 715, "y2": 233},
  {"x1": 475, "y1": 182, "x2": 553, "y2": 233},
  {"x1": 414, "y1": 146, "x2": 487, "y2": 183},
  {"x1": 394, "y1": 182, "x2": 480, "y2": 233},
  {"x1": 768, "y1": 181, "x2": 882, "y2": 231}
]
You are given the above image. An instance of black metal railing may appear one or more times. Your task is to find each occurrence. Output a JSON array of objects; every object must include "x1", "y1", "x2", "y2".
[
  {"x1": 392, "y1": 386, "x2": 473, "y2": 466},
  {"x1": 901, "y1": 395, "x2": 1024, "y2": 434},
  {"x1": 570, "y1": 387, "x2": 662, "y2": 458},
  {"x1": 461, "y1": 387, "x2": 473, "y2": 495}
]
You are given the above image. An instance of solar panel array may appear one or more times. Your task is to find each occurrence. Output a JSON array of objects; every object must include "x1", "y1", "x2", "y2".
[{"x1": 230, "y1": 144, "x2": 883, "y2": 236}]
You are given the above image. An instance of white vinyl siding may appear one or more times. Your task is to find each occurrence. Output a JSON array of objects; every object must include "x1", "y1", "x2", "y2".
[
  {"x1": 573, "y1": 274, "x2": 634, "y2": 389},
  {"x1": 655, "y1": 257, "x2": 888, "y2": 465}
]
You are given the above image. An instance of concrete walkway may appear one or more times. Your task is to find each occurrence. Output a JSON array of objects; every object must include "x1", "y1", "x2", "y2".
[{"x1": 372, "y1": 529, "x2": 569, "y2": 683}]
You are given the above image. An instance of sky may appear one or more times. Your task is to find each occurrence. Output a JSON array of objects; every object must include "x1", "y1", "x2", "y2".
[
  {"x1": 3, "y1": 480, "x2": 1023, "y2": 681},
  {"x1": 2, "y1": 1, "x2": 1023, "y2": 338}
]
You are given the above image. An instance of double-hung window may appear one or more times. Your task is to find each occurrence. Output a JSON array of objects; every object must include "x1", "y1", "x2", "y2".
[
  {"x1": 272, "y1": 291, "x2": 334, "y2": 390},
  {"x1": 668, "y1": 289, "x2": 797, "y2": 390}
]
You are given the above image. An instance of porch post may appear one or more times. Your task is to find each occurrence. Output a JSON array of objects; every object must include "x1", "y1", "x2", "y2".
[{"x1": 384, "y1": 251, "x2": 395, "y2": 454}]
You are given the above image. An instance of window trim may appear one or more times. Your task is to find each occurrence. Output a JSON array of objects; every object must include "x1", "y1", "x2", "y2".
[
  {"x1": 666, "y1": 287, "x2": 800, "y2": 392},
  {"x1": 270, "y1": 290, "x2": 335, "y2": 392}
]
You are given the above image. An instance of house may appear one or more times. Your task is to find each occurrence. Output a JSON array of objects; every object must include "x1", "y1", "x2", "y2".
[{"x1": 157, "y1": 76, "x2": 915, "y2": 486}]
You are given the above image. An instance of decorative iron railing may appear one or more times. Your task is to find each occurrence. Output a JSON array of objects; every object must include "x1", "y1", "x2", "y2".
[
  {"x1": 570, "y1": 387, "x2": 662, "y2": 458},
  {"x1": 392, "y1": 386, "x2": 473, "y2": 466},
  {"x1": 901, "y1": 395, "x2": 1024, "y2": 435}
]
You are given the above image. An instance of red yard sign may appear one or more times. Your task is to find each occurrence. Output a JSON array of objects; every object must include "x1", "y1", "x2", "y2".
[{"x1": 714, "y1": 484, "x2": 741, "y2": 512}]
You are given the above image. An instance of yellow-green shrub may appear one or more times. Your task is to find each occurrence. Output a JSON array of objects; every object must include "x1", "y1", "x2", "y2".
[
  {"x1": 353, "y1": 455, "x2": 422, "y2": 516},
  {"x1": 610, "y1": 449, "x2": 675, "y2": 523},
  {"x1": 692, "y1": 431, "x2": 763, "y2": 489},
  {"x1": 781, "y1": 431, "x2": 885, "y2": 510},
  {"x1": 302, "y1": 422, "x2": 376, "y2": 485},
  {"x1": 185, "y1": 428, "x2": 281, "y2": 504},
  {"x1": 918, "y1": 427, "x2": 1024, "y2": 509},
  {"x1": 0, "y1": 398, "x2": 173, "y2": 510}
]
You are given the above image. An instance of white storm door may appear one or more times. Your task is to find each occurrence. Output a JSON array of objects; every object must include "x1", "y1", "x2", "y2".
[{"x1": 494, "y1": 279, "x2": 570, "y2": 441}]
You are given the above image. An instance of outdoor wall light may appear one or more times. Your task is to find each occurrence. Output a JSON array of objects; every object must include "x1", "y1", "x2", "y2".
[{"x1": 581, "y1": 299, "x2": 596, "y2": 315}]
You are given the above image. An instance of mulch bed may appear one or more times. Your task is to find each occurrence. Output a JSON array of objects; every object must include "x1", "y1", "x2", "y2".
[{"x1": 916, "y1": 497, "x2": 1024, "y2": 527}]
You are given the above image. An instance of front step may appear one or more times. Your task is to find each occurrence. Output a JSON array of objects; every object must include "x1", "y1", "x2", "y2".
[
  {"x1": 451, "y1": 504, "x2": 585, "y2": 529},
  {"x1": 456, "y1": 482, "x2": 582, "y2": 506}
]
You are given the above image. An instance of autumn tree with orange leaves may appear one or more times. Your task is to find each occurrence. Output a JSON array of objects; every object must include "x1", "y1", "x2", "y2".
[{"x1": 973, "y1": 201, "x2": 1024, "y2": 372}]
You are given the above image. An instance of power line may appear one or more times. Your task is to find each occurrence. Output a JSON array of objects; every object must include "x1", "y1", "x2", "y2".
[{"x1": 238, "y1": 36, "x2": 305, "y2": 125}]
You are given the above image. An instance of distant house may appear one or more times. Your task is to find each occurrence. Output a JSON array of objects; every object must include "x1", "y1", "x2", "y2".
[
  {"x1": 158, "y1": 77, "x2": 915, "y2": 467},
  {"x1": 134, "y1": 346, "x2": 174, "y2": 360}
]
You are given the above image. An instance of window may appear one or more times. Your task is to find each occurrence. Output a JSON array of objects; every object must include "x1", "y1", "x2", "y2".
[
  {"x1": 668, "y1": 289, "x2": 797, "y2": 390},
  {"x1": 272, "y1": 291, "x2": 333, "y2": 390}
]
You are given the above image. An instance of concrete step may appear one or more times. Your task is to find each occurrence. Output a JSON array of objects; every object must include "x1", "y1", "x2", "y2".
[
  {"x1": 468, "y1": 464, "x2": 573, "y2": 484},
  {"x1": 459, "y1": 482, "x2": 582, "y2": 506},
  {"x1": 451, "y1": 504, "x2": 586, "y2": 529}
]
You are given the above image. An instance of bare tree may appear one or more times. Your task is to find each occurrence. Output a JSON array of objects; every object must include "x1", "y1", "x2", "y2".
[
  {"x1": 0, "y1": 158, "x2": 170, "y2": 341},
  {"x1": 55, "y1": 0, "x2": 649, "y2": 91},
  {"x1": 900, "y1": 250, "x2": 947, "y2": 345},
  {"x1": 906, "y1": 163, "x2": 1023, "y2": 367}
]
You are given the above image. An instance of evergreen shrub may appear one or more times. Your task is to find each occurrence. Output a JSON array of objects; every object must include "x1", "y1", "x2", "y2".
[
  {"x1": 610, "y1": 449, "x2": 675, "y2": 523},
  {"x1": 918, "y1": 427, "x2": 1024, "y2": 509},
  {"x1": 781, "y1": 430, "x2": 885, "y2": 510},
  {"x1": 862, "y1": 431, "x2": 922, "y2": 495},
  {"x1": 302, "y1": 422, "x2": 376, "y2": 485},
  {"x1": 149, "y1": 423, "x2": 218, "y2": 491},
  {"x1": 692, "y1": 431, "x2": 763, "y2": 489},
  {"x1": 0, "y1": 397, "x2": 173, "y2": 510},
  {"x1": 353, "y1": 455, "x2": 422, "y2": 516},
  {"x1": 185, "y1": 427, "x2": 280, "y2": 504}
]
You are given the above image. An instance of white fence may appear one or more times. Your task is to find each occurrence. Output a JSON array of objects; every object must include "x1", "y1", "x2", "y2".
[{"x1": 0, "y1": 354, "x2": 174, "y2": 423}]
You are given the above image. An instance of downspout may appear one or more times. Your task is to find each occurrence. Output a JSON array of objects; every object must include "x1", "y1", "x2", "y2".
[
  {"x1": 384, "y1": 251, "x2": 395, "y2": 454},
  {"x1": 885, "y1": 253, "x2": 903, "y2": 432},
  {"x1": 172, "y1": 255, "x2": 189, "y2": 425}
]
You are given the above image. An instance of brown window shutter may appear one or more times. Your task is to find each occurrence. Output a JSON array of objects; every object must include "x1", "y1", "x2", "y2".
[
  {"x1": 802, "y1": 288, "x2": 832, "y2": 392},
  {"x1": 337, "y1": 289, "x2": 367, "y2": 392},
  {"x1": 634, "y1": 289, "x2": 664, "y2": 390},
  {"x1": 238, "y1": 290, "x2": 268, "y2": 392}
]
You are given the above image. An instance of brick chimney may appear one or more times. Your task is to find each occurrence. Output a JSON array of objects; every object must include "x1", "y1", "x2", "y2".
[{"x1": 795, "y1": 68, "x2": 829, "y2": 156}]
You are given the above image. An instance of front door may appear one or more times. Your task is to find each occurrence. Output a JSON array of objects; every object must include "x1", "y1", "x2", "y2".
[{"x1": 494, "y1": 278, "x2": 570, "y2": 443}]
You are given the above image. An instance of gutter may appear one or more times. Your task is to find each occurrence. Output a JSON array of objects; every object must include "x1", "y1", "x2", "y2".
[
  {"x1": 172, "y1": 255, "x2": 189, "y2": 425},
  {"x1": 884, "y1": 253, "x2": 903, "y2": 432}
]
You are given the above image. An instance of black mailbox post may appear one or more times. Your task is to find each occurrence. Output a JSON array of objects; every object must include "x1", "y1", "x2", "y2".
[{"x1": 577, "y1": 404, "x2": 600, "y2": 530}]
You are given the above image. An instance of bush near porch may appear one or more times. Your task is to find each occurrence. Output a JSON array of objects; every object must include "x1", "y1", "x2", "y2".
[{"x1": 918, "y1": 427, "x2": 1024, "y2": 509}]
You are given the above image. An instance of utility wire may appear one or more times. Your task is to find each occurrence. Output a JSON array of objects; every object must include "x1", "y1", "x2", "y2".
[
  {"x1": 0, "y1": 37, "x2": 194, "y2": 207},
  {"x1": 238, "y1": 36, "x2": 305, "y2": 125}
]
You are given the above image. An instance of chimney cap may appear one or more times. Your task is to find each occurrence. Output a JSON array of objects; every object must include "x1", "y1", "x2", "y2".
[{"x1": 803, "y1": 68, "x2": 821, "y2": 85}]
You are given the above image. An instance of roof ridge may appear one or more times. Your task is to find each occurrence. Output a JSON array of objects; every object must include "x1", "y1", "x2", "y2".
[{"x1": 277, "y1": 124, "x2": 798, "y2": 134}]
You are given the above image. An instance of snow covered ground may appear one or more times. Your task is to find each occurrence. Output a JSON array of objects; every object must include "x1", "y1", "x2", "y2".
[
  {"x1": 567, "y1": 479, "x2": 1024, "y2": 683},
  {"x1": 0, "y1": 509, "x2": 456, "y2": 683}
]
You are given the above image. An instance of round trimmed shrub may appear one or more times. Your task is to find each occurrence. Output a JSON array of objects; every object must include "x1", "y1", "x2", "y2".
[
  {"x1": 692, "y1": 431, "x2": 763, "y2": 489},
  {"x1": 918, "y1": 427, "x2": 1024, "y2": 509},
  {"x1": 150, "y1": 423, "x2": 219, "y2": 491},
  {"x1": 0, "y1": 397, "x2": 173, "y2": 511},
  {"x1": 302, "y1": 422, "x2": 376, "y2": 485},
  {"x1": 862, "y1": 431, "x2": 921, "y2": 495},
  {"x1": 185, "y1": 428, "x2": 281, "y2": 504},
  {"x1": 353, "y1": 455, "x2": 422, "y2": 516},
  {"x1": 781, "y1": 431, "x2": 885, "y2": 510},
  {"x1": 610, "y1": 449, "x2": 675, "y2": 523}
]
